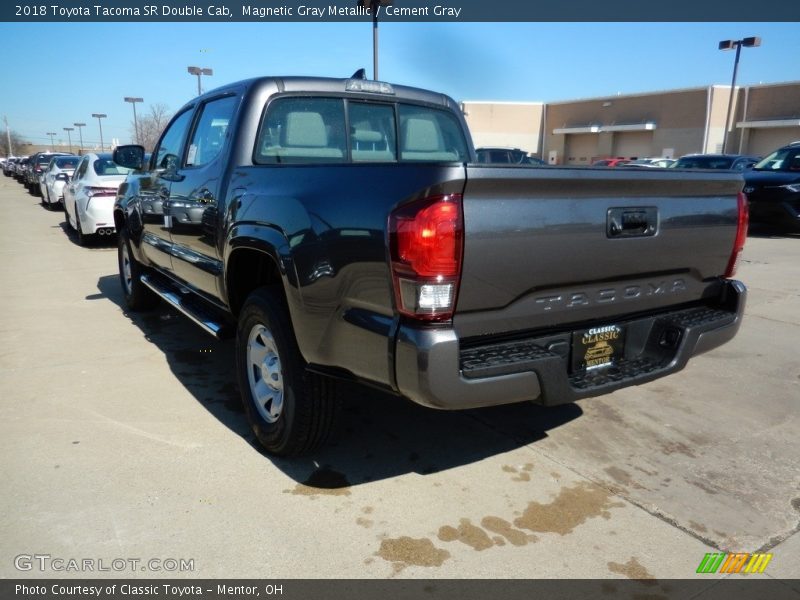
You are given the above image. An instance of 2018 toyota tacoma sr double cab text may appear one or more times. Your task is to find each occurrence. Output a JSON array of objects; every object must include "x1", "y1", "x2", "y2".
[{"x1": 112, "y1": 74, "x2": 748, "y2": 456}]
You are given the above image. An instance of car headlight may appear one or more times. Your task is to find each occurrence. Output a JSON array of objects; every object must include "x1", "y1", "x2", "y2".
[{"x1": 781, "y1": 183, "x2": 800, "y2": 193}]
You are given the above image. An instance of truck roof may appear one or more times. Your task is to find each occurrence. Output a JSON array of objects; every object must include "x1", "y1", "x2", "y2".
[{"x1": 194, "y1": 75, "x2": 461, "y2": 112}]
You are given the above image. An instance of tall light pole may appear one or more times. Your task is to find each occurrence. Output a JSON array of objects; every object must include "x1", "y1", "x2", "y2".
[
  {"x1": 3, "y1": 116, "x2": 12, "y2": 157},
  {"x1": 718, "y1": 36, "x2": 761, "y2": 154},
  {"x1": 124, "y1": 97, "x2": 143, "y2": 145},
  {"x1": 187, "y1": 66, "x2": 213, "y2": 95},
  {"x1": 357, "y1": 0, "x2": 393, "y2": 80},
  {"x1": 91, "y1": 113, "x2": 107, "y2": 152},
  {"x1": 63, "y1": 127, "x2": 74, "y2": 153},
  {"x1": 46, "y1": 132, "x2": 57, "y2": 151},
  {"x1": 74, "y1": 122, "x2": 86, "y2": 154}
]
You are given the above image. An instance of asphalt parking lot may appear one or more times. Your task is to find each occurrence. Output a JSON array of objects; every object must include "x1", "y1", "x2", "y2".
[{"x1": 0, "y1": 175, "x2": 798, "y2": 588}]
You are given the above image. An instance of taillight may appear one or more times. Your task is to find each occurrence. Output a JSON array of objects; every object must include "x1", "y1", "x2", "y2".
[
  {"x1": 724, "y1": 191, "x2": 749, "y2": 278},
  {"x1": 389, "y1": 194, "x2": 464, "y2": 321}
]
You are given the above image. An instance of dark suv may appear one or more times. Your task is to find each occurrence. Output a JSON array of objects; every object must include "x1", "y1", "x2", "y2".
[{"x1": 743, "y1": 142, "x2": 800, "y2": 232}]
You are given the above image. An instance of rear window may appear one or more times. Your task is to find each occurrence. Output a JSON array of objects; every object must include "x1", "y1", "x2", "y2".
[
  {"x1": 93, "y1": 159, "x2": 131, "y2": 176},
  {"x1": 56, "y1": 157, "x2": 79, "y2": 169},
  {"x1": 255, "y1": 97, "x2": 468, "y2": 164}
]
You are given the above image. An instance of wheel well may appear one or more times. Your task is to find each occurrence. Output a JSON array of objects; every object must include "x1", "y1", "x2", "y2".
[
  {"x1": 227, "y1": 249, "x2": 282, "y2": 317},
  {"x1": 113, "y1": 210, "x2": 125, "y2": 232}
]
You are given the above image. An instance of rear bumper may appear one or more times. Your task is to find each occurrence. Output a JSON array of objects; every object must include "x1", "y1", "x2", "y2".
[{"x1": 394, "y1": 279, "x2": 746, "y2": 410}]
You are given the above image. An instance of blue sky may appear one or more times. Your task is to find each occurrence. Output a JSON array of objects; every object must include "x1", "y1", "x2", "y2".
[{"x1": 1, "y1": 22, "x2": 798, "y2": 148}]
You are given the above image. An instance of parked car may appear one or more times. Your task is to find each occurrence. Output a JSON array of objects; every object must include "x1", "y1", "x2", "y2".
[
  {"x1": 476, "y1": 147, "x2": 547, "y2": 166},
  {"x1": 670, "y1": 154, "x2": 760, "y2": 171},
  {"x1": 592, "y1": 158, "x2": 631, "y2": 167},
  {"x1": 620, "y1": 157, "x2": 676, "y2": 168},
  {"x1": 26, "y1": 152, "x2": 71, "y2": 194},
  {"x1": 3, "y1": 157, "x2": 19, "y2": 176},
  {"x1": 743, "y1": 141, "x2": 800, "y2": 232},
  {"x1": 14, "y1": 157, "x2": 30, "y2": 182},
  {"x1": 112, "y1": 74, "x2": 747, "y2": 456},
  {"x1": 40, "y1": 155, "x2": 81, "y2": 209},
  {"x1": 63, "y1": 153, "x2": 130, "y2": 245}
]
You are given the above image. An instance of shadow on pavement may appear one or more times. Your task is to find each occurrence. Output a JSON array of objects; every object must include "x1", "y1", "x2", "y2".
[{"x1": 94, "y1": 273, "x2": 583, "y2": 490}]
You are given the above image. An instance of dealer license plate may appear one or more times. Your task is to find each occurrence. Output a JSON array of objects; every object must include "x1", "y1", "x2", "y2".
[{"x1": 571, "y1": 324, "x2": 626, "y2": 372}]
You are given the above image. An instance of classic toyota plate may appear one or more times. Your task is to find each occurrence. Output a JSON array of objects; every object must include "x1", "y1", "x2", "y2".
[{"x1": 571, "y1": 324, "x2": 626, "y2": 371}]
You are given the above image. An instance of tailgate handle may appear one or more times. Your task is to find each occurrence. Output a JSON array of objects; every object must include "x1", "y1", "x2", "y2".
[{"x1": 607, "y1": 207, "x2": 658, "y2": 238}]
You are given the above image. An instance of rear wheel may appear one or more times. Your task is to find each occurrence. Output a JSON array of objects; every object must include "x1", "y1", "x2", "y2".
[
  {"x1": 75, "y1": 212, "x2": 90, "y2": 246},
  {"x1": 63, "y1": 200, "x2": 74, "y2": 231},
  {"x1": 236, "y1": 287, "x2": 340, "y2": 456},
  {"x1": 118, "y1": 228, "x2": 158, "y2": 311}
]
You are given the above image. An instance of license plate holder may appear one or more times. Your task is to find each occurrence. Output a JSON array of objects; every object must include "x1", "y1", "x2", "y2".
[{"x1": 571, "y1": 324, "x2": 626, "y2": 372}]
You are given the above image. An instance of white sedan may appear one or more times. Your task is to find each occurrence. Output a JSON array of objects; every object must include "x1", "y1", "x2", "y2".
[
  {"x1": 40, "y1": 155, "x2": 80, "y2": 209},
  {"x1": 63, "y1": 153, "x2": 131, "y2": 246}
]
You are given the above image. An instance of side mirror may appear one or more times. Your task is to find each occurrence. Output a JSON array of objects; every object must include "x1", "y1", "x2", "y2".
[{"x1": 113, "y1": 145, "x2": 146, "y2": 171}]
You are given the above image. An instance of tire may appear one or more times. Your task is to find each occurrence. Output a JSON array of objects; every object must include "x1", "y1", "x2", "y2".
[
  {"x1": 118, "y1": 228, "x2": 158, "y2": 311},
  {"x1": 44, "y1": 189, "x2": 52, "y2": 210},
  {"x1": 75, "y1": 211, "x2": 90, "y2": 246},
  {"x1": 236, "y1": 287, "x2": 340, "y2": 456},
  {"x1": 63, "y1": 199, "x2": 74, "y2": 231}
]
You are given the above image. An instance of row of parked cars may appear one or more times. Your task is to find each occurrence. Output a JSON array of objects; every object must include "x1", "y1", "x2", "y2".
[
  {"x1": 472, "y1": 143, "x2": 800, "y2": 232},
  {"x1": 3, "y1": 151, "x2": 132, "y2": 245},
  {"x1": 3, "y1": 140, "x2": 799, "y2": 238}
]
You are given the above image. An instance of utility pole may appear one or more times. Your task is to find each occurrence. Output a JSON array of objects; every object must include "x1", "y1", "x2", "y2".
[
  {"x1": 63, "y1": 127, "x2": 74, "y2": 153},
  {"x1": 3, "y1": 115, "x2": 12, "y2": 157},
  {"x1": 74, "y1": 122, "x2": 86, "y2": 154},
  {"x1": 46, "y1": 132, "x2": 57, "y2": 151}
]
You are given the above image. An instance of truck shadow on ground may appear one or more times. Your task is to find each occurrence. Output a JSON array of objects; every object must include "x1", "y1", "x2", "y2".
[
  {"x1": 747, "y1": 223, "x2": 800, "y2": 239},
  {"x1": 94, "y1": 274, "x2": 583, "y2": 490}
]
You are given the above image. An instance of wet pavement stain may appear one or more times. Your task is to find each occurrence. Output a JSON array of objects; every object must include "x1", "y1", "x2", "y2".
[
  {"x1": 480, "y1": 516, "x2": 535, "y2": 546},
  {"x1": 604, "y1": 466, "x2": 646, "y2": 491},
  {"x1": 356, "y1": 517, "x2": 374, "y2": 528},
  {"x1": 376, "y1": 537, "x2": 450, "y2": 569},
  {"x1": 792, "y1": 497, "x2": 800, "y2": 513},
  {"x1": 607, "y1": 557, "x2": 657, "y2": 584},
  {"x1": 514, "y1": 482, "x2": 624, "y2": 535},
  {"x1": 437, "y1": 518, "x2": 494, "y2": 551},
  {"x1": 502, "y1": 465, "x2": 532, "y2": 482},
  {"x1": 659, "y1": 440, "x2": 696, "y2": 458},
  {"x1": 286, "y1": 466, "x2": 352, "y2": 497},
  {"x1": 688, "y1": 520, "x2": 708, "y2": 533}
]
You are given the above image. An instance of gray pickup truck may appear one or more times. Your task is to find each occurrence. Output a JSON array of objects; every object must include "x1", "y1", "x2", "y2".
[{"x1": 113, "y1": 74, "x2": 748, "y2": 456}]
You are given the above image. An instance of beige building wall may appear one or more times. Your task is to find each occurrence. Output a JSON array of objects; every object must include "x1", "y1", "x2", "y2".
[
  {"x1": 463, "y1": 80, "x2": 800, "y2": 164},
  {"x1": 461, "y1": 101, "x2": 544, "y2": 154}
]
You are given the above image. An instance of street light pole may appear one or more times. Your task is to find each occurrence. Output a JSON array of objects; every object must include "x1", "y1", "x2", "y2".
[
  {"x1": 91, "y1": 113, "x2": 107, "y2": 152},
  {"x1": 46, "y1": 132, "x2": 57, "y2": 151},
  {"x1": 63, "y1": 127, "x2": 74, "y2": 153},
  {"x1": 74, "y1": 122, "x2": 86, "y2": 154},
  {"x1": 187, "y1": 66, "x2": 213, "y2": 95},
  {"x1": 3, "y1": 115, "x2": 12, "y2": 157},
  {"x1": 718, "y1": 36, "x2": 761, "y2": 154},
  {"x1": 124, "y1": 97, "x2": 143, "y2": 145}
]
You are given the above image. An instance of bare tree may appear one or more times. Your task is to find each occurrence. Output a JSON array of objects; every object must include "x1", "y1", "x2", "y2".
[
  {"x1": 130, "y1": 103, "x2": 172, "y2": 152},
  {"x1": 3, "y1": 130, "x2": 30, "y2": 157}
]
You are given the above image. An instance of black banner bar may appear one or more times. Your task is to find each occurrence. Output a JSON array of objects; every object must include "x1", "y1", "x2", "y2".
[
  {"x1": 3, "y1": 579, "x2": 800, "y2": 600},
  {"x1": 3, "y1": 0, "x2": 799, "y2": 22}
]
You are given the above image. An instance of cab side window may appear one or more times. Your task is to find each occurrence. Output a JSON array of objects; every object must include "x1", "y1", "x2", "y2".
[
  {"x1": 155, "y1": 109, "x2": 194, "y2": 173},
  {"x1": 186, "y1": 96, "x2": 238, "y2": 168}
]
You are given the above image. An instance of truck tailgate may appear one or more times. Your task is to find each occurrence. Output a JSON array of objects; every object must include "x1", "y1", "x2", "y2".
[{"x1": 456, "y1": 166, "x2": 744, "y2": 338}]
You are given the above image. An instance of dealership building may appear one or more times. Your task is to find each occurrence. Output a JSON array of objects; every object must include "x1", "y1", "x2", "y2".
[{"x1": 462, "y1": 80, "x2": 800, "y2": 165}]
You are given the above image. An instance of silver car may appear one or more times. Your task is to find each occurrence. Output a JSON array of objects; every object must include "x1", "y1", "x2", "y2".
[
  {"x1": 40, "y1": 155, "x2": 80, "y2": 209},
  {"x1": 63, "y1": 153, "x2": 131, "y2": 246}
]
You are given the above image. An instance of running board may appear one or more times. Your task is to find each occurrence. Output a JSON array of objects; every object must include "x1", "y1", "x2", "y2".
[{"x1": 140, "y1": 273, "x2": 231, "y2": 339}]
